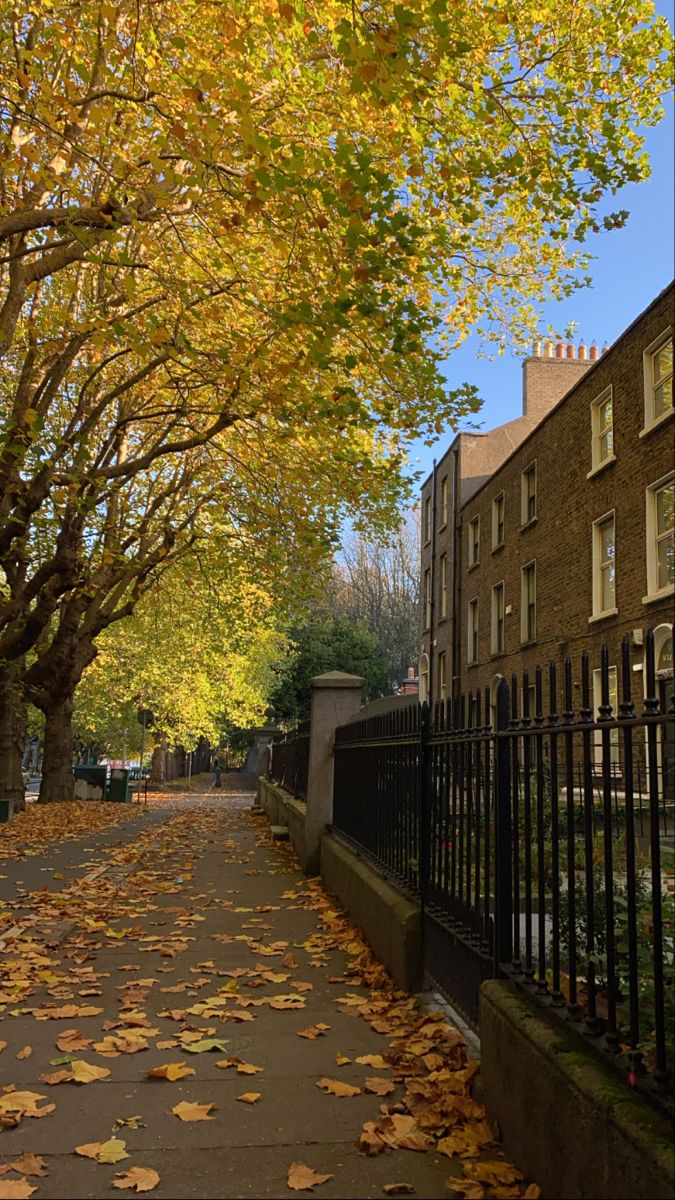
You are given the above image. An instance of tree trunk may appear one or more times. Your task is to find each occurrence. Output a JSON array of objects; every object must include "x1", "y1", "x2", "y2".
[
  {"x1": 39, "y1": 696, "x2": 75, "y2": 803},
  {"x1": 0, "y1": 660, "x2": 27, "y2": 811},
  {"x1": 151, "y1": 742, "x2": 167, "y2": 783}
]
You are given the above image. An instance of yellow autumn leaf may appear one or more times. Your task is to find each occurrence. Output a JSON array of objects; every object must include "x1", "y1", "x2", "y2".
[
  {"x1": 315, "y1": 1077, "x2": 361, "y2": 1098},
  {"x1": 172, "y1": 1101, "x2": 215, "y2": 1122},
  {"x1": 146, "y1": 1062, "x2": 195, "y2": 1081},
  {"x1": 112, "y1": 1166, "x2": 160, "y2": 1193}
]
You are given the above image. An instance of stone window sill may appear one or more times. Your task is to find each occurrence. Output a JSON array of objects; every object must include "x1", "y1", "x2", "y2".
[
  {"x1": 640, "y1": 408, "x2": 673, "y2": 439},
  {"x1": 587, "y1": 454, "x2": 616, "y2": 480},
  {"x1": 588, "y1": 607, "x2": 619, "y2": 624},
  {"x1": 642, "y1": 584, "x2": 675, "y2": 605}
]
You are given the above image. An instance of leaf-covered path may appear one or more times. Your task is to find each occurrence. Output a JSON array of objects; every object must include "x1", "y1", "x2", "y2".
[{"x1": 0, "y1": 788, "x2": 536, "y2": 1199}]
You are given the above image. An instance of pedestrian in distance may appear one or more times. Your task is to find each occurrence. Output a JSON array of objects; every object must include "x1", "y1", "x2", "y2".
[{"x1": 213, "y1": 757, "x2": 222, "y2": 788}]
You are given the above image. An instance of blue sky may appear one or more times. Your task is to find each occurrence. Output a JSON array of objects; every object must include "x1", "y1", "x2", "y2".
[{"x1": 407, "y1": 57, "x2": 674, "y2": 488}]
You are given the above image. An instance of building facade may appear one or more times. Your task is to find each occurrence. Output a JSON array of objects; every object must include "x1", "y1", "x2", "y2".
[{"x1": 419, "y1": 284, "x2": 674, "y2": 751}]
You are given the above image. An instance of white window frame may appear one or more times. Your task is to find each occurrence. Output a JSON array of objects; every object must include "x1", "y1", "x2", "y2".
[
  {"x1": 520, "y1": 462, "x2": 537, "y2": 526},
  {"x1": 644, "y1": 472, "x2": 675, "y2": 603},
  {"x1": 424, "y1": 495, "x2": 432, "y2": 543},
  {"x1": 492, "y1": 491, "x2": 505, "y2": 550},
  {"x1": 588, "y1": 386, "x2": 615, "y2": 476},
  {"x1": 440, "y1": 553, "x2": 448, "y2": 619},
  {"x1": 468, "y1": 597, "x2": 479, "y2": 665},
  {"x1": 641, "y1": 328, "x2": 673, "y2": 435},
  {"x1": 424, "y1": 568, "x2": 432, "y2": 630},
  {"x1": 419, "y1": 653, "x2": 430, "y2": 704},
  {"x1": 440, "y1": 476, "x2": 448, "y2": 528},
  {"x1": 469, "y1": 514, "x2": 480, "y2": 568},
  {"x1": 438, "y1": 651, "x2": 447, "y2": 701},
  {"x1": 491, "y1": 581, "x2": 505, "y2": 655},
  {"x1": 593, "y1": 665, "x2": 620, "y2": 770},
  {"x1": 520, "y1": 561, "x2": 536, "y2": 644},
  {"x1": 591, "y1": 510, "x2": 617, "y2": 621}
]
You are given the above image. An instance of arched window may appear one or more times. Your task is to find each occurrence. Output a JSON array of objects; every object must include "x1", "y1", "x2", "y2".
[{"x1": 490, "y1": 674, "x2": 505, "y2": 731}]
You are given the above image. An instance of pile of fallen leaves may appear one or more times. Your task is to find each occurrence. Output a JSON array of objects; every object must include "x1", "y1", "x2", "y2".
[
  {"x1": 269, "y1": 859, "x2": 541, "y2": 1200},
  {"x1": 0, "y1": 802, "x2": 136, "y2": 862}
]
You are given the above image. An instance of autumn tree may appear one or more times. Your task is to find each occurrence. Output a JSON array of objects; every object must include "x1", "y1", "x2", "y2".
[
  {"x1": 330, "y1": 511, "x2": 420, "y2": 689},
  {"x1": 73, "y1": 552, "x2": 290, "y2": 765},
  {"x1": 0, "y1": 1, "x2": 671, "y2": 800}
]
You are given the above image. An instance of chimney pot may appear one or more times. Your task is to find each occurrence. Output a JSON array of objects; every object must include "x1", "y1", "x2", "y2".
[
  {"x1": 532, "y1": 340, "x2": 541, "y2": 358},
  {"x1": 555, "y1": 341, "x2": 564, "y2": 358},
  {"x1": 601, "y1": 341, "x2": 609, "y2": 355},
  {"x1": 578, "y1": 341, "x2": 587, "y2": 360},
  {"x1": 589, "y1": 342, "x2": 599, "y2": 361},
  {"x1": 566, "y1": 342, "x2": 575, "y2": 359},
  {"x1": 544, "y1": 340, "x2": 553, "y2": 358}
]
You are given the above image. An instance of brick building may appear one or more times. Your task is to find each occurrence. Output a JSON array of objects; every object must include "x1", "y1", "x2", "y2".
[{"x1": 419, "y1": 284, "x2": 674, "y2": 755}]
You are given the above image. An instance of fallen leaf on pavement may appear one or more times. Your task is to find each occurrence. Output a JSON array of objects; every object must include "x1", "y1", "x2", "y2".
[
  {"x1": 74, "y1": 1144, "x2": 101, "y2": 1160},
  {"x1": 335, "y1": 1053, "x2": 351, "y2": 1066},
  {"x1": 297, "y1": 1026, "x2": 329, "y2": 1040},
  {"x1": 180, "y1": 1038, "x2": 229, "y2": 1054},
  {"x1": 0, "y1": 1092, "x2": 54, "y2": 1128},
  {"x1": 365, "y1": 1076, "x2": 395, "y2": 1096},
  {"x1": 355, "y1": 1054, "x2": 388, "y2": 1069},
  {"x1": 446, "y1": 1182, "x2": 485, "y2": 1200},
  {"x1": 287, "y1": 1162, "x2": 333, "y2": 1191},
  {"x1": 74, "y1": 1138, "x2": 129, "y2": 1164},
  {"x1": 33, "y1": 1005, "x2": 103, "y2": 1019},
  {"x1": 382, "y1": 1186, "x2": 415, "y2": 1196},
  {"x1": 463, "y1": 1162, "x2": 522, "y2": 1187},
  {"x1": 56, "y1": 1030, "x2": 92, "y2": 1052},
  {"x1": 268, "y1": 995, "x2": 306, "y2": 1010},
  {"x1": 48, "y1": 1059, "x2": 111, "y2": 1085},
  {"x1": 15, "y1": 1047, "x2": 32, "y2": 1061},
  {"x1": 236, "y1": 1092, "x2": 261, "y2": 1104},
  {"x1": 4, "y1": 1157, "x2": 47, "y2": 1178},
  {"x1": 147, "y1": 1062, "x2": 195, "y2": 1081},
  {"x1": 113, "y1": 1167, "x2": 160, "y2": 1193},
  {"x1": 114, "y1": 1116, "x2": 145, "y2": 1130},
  {"x1": 315, "y1": 1077, "x2": 361, "y2": 1097},
  {"x1": 172, "y1": 1101, "x2": 215, "y2": 1122},
  {"x1": 0, "y1": 1180, "x2": 37, "y2": 1199},
  {"x1": 523, "y1": 1187, "x2": 542, "y2": 1199}
]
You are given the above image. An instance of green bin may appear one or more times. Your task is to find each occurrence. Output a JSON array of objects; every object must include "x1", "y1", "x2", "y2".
[
  {"x1": 73, "y1": 765, "x2": 107, "y2": 800},
  {"x1": 107, "y1": 768, "x2": 133, "y2": 803}
]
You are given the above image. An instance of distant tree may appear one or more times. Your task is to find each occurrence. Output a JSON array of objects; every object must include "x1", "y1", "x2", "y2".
[
  {"x1": 269, "y1": 616, "x2": 389, "y2": 723},
  {"x1": 330, "y1": 511, "x2": 420, "y2": 689}
]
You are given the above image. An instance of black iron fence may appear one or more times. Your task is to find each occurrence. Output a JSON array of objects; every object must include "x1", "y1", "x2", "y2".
[
  {"x1": 331, "y1": 629, "x2": 674, "y2": 1110},
  {"x1": 333, "y1": 703, "x2": 421, "y2": 897},
  {"x1": 269, "y1": 720, "x2": 310, "y2": 801}
]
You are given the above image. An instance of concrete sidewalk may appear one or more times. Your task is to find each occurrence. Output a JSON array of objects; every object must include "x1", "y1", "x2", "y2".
[{"x1": 0, "y1": 789, "x2": 527, "y2": 1199}]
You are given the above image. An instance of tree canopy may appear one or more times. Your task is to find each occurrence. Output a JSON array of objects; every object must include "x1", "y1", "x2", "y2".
[{"x1": 0, "y1": 0, "x2": 671, "y2": 800}]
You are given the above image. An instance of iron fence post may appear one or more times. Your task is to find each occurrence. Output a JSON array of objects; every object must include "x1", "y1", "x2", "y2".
[
  {"x1": 419, "y1": 701, "x2": 432, "y2": 908},
  {"x1": 494, "y1": 677, "x2": 513, "y2": 972}
]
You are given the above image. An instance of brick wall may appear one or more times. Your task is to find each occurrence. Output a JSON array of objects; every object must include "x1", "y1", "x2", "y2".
[{"x1": 457, "y1": 284, "x2": 674, "y2": 700}]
